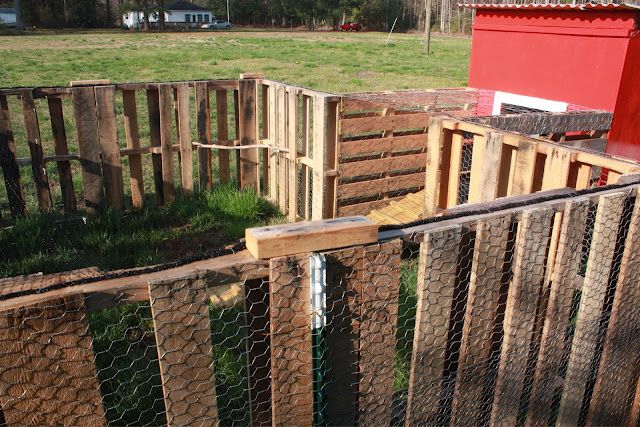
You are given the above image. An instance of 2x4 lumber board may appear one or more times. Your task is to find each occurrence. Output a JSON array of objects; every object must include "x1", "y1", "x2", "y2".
[
  {"x1": 301, "y1": 96, "x2": 312, "y2": 220},
  {"x1": 148, "y1": 275, "x2": 219, "y2": 426},
  {"x1": 340, "y1": 134, "x2": 427, "y2": 157},
  {"x1": 437, "y1": 128, "x2": 454, "y2": 209},
  {"x1": 0, "y1": 250, "x2": 268, "y2": 314},
  {"x1": 340, "y1": 153, "x2": 427, "y2": 178},
  {"x1": 556, "y1": 191, "x2": 628, "y2": 426},
  {"x1": 288, "y1": 90, "x2": 299, "y2": 221},
  {"x1": 490, "y1": 207, "x2": 554, "y2": 426},
  {"x1": 158, "y1": 84, "x2": 176, "y2": 204},
  {"x1": 587, "y1": 193, "x2": 640, "y2": 426},
  {"x1": 337, "y1": 172, "x2": 424, "y2": 200},
  {"x1": 195, "y1": 82, "x2": 212, "y2": 191},
  {"x1": 122, "y1": 89, "x2": 144, "y2": 208},
  {"x1": 446, "y1": 132, "x2": 464, "y2": 208},
  {"x1": 525, "y1": 199, "x2": 590, "y2": 427},
  {"x1": 325, "y1": 100, "x2": 339, "y2": 219},
  {"x1": 469, "y1": 132, "x2": 503, "y2": 204},
  {"x1": 147, "y1": 87, "x2": 164, "y2": 205},
  {"x1": 511, "y1": 138, "x2": 537, "y2": 196},
  {"x1": 72, "y1": 86, "x2": 104, "y2": 214},
  {"x1": 0, "y1": 294, "x2": 106, "y2": 426},
  {"x1": 238, "y1": 79, "x2": 259, "y2": 190},
  {"x1": 541, "y1": 147, "x2": 571, "y2": 191},
  {"x1": 216, "y1": 89, "x2": 231, "y2": 184},
  {"x1": 269, "y1": 255, "x2": 313, "y2": 427},
  {"x1": 268, "y1": 84, "x2": 278, "y2": 202},
  {"x1": 340, "y1": 112, "x2": 430, "y2": 136},
  {"x1": 47, "y1": 96, "x2": 77, "y2": 213},
  {"x1": 94, "y1": 86, "x2": 124, "y2": 210},
  {"x1": 261, "y1": 85, "x2": 270, "y2": 196},
  {"x1": 0, "y1": 94, "x2": 26, "y2": 217},
  {"x1": 572, "y1": 162, "x2": 592, "y2": 191},
  {"x1": 0, "y1": 267, "x2": 103, "y2": 298},
  {"x1": 406, "y1": 225, "x2": 463, "y2": 426},
  {"x1": 324, "y1": 246, "x2": 362, "y2": 426},
  {"x1": 175, "y1": 83, "x2": 193, "y2": 196},
  {"x1": 359, "y1": 240, "x2": 402, "y2": 425},
  {"x1": 423, "y1": 118, "x2": 444, "y2": 218},
  {"x1": 312, "y1": 96, "x2": 328, "y2": 220},
  {"x1": 22, "y1": 90, "x2": 52, "y2": 211},
  {"x1": 245, "y1": 216, "x2": 378, "y2": 259},
  {"x1": 451, "y1": 215, "x2": 512, "y2": 426}
]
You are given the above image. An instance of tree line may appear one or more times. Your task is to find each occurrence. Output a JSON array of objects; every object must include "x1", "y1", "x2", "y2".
[{"x1": 11, "y1": 0, "x2": 474, "y2": 33}]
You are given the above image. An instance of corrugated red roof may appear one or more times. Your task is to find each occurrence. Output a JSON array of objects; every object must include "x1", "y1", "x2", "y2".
[{"x1": 461, "y1": 2, "x2": 640, "y2": 11}]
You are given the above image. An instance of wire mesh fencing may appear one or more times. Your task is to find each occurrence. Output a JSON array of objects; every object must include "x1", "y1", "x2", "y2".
[{"x1": 1, "y1": 183, "x2": 640, "y2": 426}]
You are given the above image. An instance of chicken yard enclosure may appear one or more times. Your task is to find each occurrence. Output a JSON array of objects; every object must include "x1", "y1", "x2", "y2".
[{"x1": 2, "y1": 76, "x2": 640, "y2": 426}]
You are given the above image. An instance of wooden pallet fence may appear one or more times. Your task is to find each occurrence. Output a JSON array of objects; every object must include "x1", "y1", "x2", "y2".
[
  {"x1": 423, "y1": 117, "x2": 640, "y2": 217},
  {"x1": 406, "y1": 183, "x2": 640, "y2": 427},
  {"x1": 0, "y1": 79, "x2": 240, "y2": 217}
]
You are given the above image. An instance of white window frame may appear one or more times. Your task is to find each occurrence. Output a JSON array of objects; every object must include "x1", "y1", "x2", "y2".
[{"x1": 492, "y1": 91, "x2": 568, "y2": 115}]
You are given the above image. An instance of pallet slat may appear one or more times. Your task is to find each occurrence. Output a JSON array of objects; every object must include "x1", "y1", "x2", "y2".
[
  {"x1": 158, "y1": 84, "x2": 176, "y2": 204},
  {"x1": 195, "y1": 82, "x2": 212, "y2": 191},
  {"x1": 122, "y1": 89, "x2": 144, "y2": 207},
  {"x1": 149, "y1": 276, "x2": 219, "y2": 426},
  {"x1": 337, "y1": 172, "x2": 424, "y2": 200},
  {"x1": 95, "y1": 86, "x2": 124, "y2": 210},
  {"x1": 0, "y1": 295, "x2": 106, "y2": 426},
  {"x1": 341, "y1": 112, "x2": 430, "y2": 135},
  {"x1": 47, "y1": 96, "x2": 77, "y2": 213},
  {"x1": 0, "y1": 94, "x2": 27, "y2": 217},
  {"x1": 406, "y1": 225, "x2": 462, "y2": 425},
  {"x1": 340, "y1": 153, "x2": 427, "y2": 178},
  {"x1": 216, "y1": 89, "x2": 230, "y2": 185},
  {"x1": 238, "y1": 79, "x2": 259, "y2": 190},
  {"x1": 72, "y1": 86, "x2": 104, "y2": 214},
  {"x1": 147, "y1": 87, "x2": 164, "y2": 205},
  {"x1": 556, "y1": 192, "x2": 628, "y2": 426},
  {"x1": 175, "y1": 83, "x2": 193, "y2": 196},
  {"x1": 269, "y1": 255, "x2": 313, "y2": 427},
  {"x1": 340, "y1": 134, "x2": 426, "y2": 157},
  {"x1": 22, "y1": 90, "x2": 52, "y2": 210}
]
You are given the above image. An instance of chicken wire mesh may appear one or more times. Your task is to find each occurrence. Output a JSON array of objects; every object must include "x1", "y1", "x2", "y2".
[{"x1": 0, "y1": 185, "x2": 640, "y2": 426}]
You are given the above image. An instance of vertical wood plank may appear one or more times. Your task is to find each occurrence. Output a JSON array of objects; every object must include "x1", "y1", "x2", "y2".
[
  {"x1": 575, "y1": 164, "x2": 592, "y2": 190},
  {"x1": 268, "y1": 84, "x2": 278, "y2": 202},
  {"x1": 261, "y1": 84, "x2": 270, "y2": 195},
  {"x1": 277, "y1": 86, "x2": 287, "y2": 213},
  {"x1": 122, "y1": 89, "x2": 144, "y2": 208},
  {"x1": 469, "y1": 131, "x2": 503, "y2": 204},
  {"x1": 269, "y1": 255, "x2": 313, "y2": 427},
  {"x1": 510, "y1": 139, "x2": 538, "y2": 196},
  {"x1": 406, "y1": 225, "x2": 463, "y2": 426},
  {"x1": 147, "y1": 87, "x2": 164, "y2": 205},
  {"x1": 446, "y1": 131, "x2": 464, "y2": 208},
  {"x1": 359, "y1": 240, "x2": 402, "y2": 425},
  {"x1": 176, "y1": 83, "x2": 193, "y2": 196},
  {"x1": 0, "y1": 94, "x2": 26, "y2": 217},
  {"x1": 158, "y1": 84, "x2": 176, "y2": 204},
  {"x1": 238, "y1": 79, "x2": 259, "y2": 190},
  {"x1": 288, "y1": 90, "x2": 298, "y2": 221},
  {"x1": 72, "y1": 86, "x2": 104, "y2": 214},
  {"x1": 216, "y1": 90, "x2": 230, "y2": 185},
  {"x1": 47, "y1": 96, "x2": 77, "y2": 213},
  {"x1": 587, "y1": 193, "x2": 640, "y2": 426},
  {"x1": 556, "y1": 192, "x2": 627, "y2": 426},
  {"x1": 22, "y1": 90, "x2": 52, "y2": 211},
  {"x1": 324, "y1": 100, "x2": 339, "y2": 219},
  {"x1": 325, "y1": 246, "x2": 363, "y2": 426},
  {"x1": 424, "y1": 118, "x2": 444, "y2": 217},
  {"x1": 301, "y1": 96, "x2": 311, "y2": 220},
  {"x1": 311, "y1": 95, "x2": 327, "y2": 221},
  {"x1": 148, "y1": 275, "x2": 219, "y2": 426},
  {"x1": 541, "y1": 147, "x2": 571, "y2": 191},
  {"x1": 451, "y1": 215, "x2": 512, "y2": 425},
  {"x1": 525, "y1": 199, "x2": 590, "y2": 427},
  {"x1": 490, "y1": 207, "x2": 554, "y2": 427},
  {"x1": 234, "y1": 90, "x2": 241, "y2": 185},
  {"x1": 0, "y1": 295, "x2": 106, "y2": 426},
  {"x1": 628, "y1": 375, "x2": 640, "y2": 427},
  {"x1": 195, "y1": 82, "x2": 212, "y2": 191},
  {"x1": 496, "y1": 144, "x2": 516, "y2": 198},
  {"x1": 94, "y1": 86, "x2": 124, "y2": 210}
]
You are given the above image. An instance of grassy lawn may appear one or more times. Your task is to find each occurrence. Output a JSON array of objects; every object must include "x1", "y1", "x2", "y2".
[{"x1": 0, "y1": 29, "x2": 471, "y2": 92}]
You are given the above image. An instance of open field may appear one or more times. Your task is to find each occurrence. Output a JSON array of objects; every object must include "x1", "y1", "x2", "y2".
[{"x1": 0, "y1": 30, "x2": 471, "y2": 92}]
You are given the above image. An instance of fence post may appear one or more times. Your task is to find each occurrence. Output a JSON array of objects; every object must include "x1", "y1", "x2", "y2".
[{"x1": 238, "y1": 77, "x2": 259, "y2": 190}]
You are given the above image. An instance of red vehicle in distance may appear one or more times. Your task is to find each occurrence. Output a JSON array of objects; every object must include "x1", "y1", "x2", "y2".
[{"x1": 339, "y1": 22, "x2": 362, "y2": 31}]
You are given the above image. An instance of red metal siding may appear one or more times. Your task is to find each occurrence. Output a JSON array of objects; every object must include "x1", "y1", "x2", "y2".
[{"x1": 468, "y1": 9, "x2": 636, "y2": 111}]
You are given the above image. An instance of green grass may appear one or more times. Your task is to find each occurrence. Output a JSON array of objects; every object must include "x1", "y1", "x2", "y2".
[
  {"x1": 0, "y1": 185, "x2": 281, "y2": 277},
  {"x1": 0, "y1": 30, "x2": 470, "y2": 92}
]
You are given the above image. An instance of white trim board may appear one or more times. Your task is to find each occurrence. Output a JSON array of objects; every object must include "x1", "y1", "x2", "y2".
[{"x1": 492, "y1": 91, "x2": 569, "y2": 115}]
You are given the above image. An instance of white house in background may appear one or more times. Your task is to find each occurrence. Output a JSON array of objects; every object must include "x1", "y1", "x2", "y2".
[
  {"x1": 123, "y1": 1, "x2": 214, "y2": 29},
  {"x1": 0, "y1": 8, "x2": 17, "y2": 27}
]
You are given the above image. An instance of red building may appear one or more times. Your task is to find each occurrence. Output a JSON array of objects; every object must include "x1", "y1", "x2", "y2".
[{"x1": 466, "y1": 3, "x2": 640, "y2": 159}]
